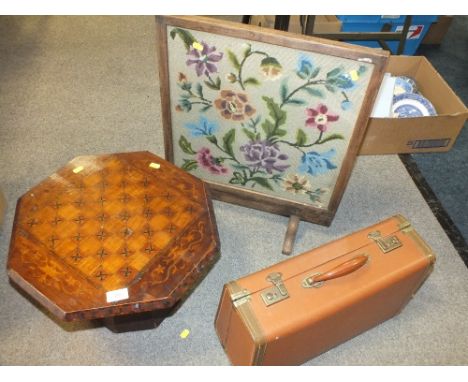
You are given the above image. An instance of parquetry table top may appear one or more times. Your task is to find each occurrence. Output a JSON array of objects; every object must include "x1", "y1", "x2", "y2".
[{"x1": 7, "y1": 151, "x2": 220, "y2": 321}]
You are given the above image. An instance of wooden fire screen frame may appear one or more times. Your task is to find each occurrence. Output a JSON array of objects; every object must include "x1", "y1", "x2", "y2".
[{"x1": 156, "y1": 16, "x2": 388, "y2": 227}]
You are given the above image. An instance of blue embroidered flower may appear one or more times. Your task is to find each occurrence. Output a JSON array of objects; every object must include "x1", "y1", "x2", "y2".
[
  {"x1": 341, "y1": 100, "x2": 352, "y2": 111},
  {"x1": 299, "y1": 149, "x2": 337, "y2": 176},
  {"x1": 296, "y1": 54, "x2": 314, "y2": 79},
  {"x1": 334, "y1": 73, "x2": 356, "y2": 90},
  {"x1": 184, "y1": 116, "x2": 219, "y2": 137},
  {"x1": 334, "y1": 66, "x2": 367, "y2": 90}
]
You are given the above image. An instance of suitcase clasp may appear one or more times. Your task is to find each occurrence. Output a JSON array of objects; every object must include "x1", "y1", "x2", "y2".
[
  {"x1": 368, "y1": 230, "x2": 402, "y2": 253},
  {"x1": 261, "y1": 272, "x2": 289, "y2": 307}
]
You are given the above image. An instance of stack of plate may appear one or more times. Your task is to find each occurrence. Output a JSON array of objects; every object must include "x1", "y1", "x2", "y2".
[{"x1": 392, "y1": 76, "x2": 437, "y2": 118}]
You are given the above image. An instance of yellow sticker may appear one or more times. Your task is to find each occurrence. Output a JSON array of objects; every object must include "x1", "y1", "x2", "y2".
[
  {"x1": 149, "y1": 162, "x2": 161, "y2": 169},
  {"x1": 179, "y1": 329, "x2": 190, "y2": 339},
  {"x1": 349, "y1": 70, "x2": 359, "y2": 81},
  {"x1": 73, "y1": 166, "x2": 84, "y2": 174},
  {"x1": 192, "y1": 42, "x2": 203, "y2": 51}
]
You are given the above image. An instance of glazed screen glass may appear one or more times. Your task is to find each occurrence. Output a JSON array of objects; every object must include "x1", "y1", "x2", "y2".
[{"x1": 167, "y1": 26, "x2": 374, "y2": 209}]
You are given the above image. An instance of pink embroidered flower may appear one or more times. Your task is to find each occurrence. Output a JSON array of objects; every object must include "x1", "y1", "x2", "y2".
[
  {"x1": 305, "y1": 104, "x2": 339, "y2": 132},
  {"x1": 196, "y1": 148, "x2": 228, "y2": 175}
]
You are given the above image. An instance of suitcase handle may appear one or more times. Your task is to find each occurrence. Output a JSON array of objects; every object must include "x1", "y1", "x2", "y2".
[{"x1": 302, "y1": 254, "x2": 369, "y2": 288}]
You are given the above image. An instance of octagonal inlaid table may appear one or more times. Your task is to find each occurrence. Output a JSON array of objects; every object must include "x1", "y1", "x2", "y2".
[{"x1": 7, "y1": 151, "x2": 220, "y2": 332}]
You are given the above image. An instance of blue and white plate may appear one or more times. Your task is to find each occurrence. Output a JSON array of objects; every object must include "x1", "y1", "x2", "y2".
[
  {"x1": 393, "y1": 76, "x2": 417, "y2": 95},
  {"x1": 392, "y1": 93, "x2": 437, "y2": 118}
]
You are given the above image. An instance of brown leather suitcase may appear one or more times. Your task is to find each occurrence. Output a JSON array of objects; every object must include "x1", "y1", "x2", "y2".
[{"x1": 214, "y1": 215, "x2": 435, "y2": 365}]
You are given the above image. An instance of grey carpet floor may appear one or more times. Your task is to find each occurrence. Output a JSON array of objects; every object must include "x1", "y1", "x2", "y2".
[
  {"x1": 1, "y1": 16, "x2": 468, "y2": 365},
  {"x1": 412, "y1": 16, "x2": 468, "y2": 242}
]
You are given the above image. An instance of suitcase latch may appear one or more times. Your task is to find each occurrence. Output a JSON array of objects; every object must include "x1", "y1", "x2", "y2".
[
  {"x1": 261, "y1": 272, "x2": 289, "y2": 307},
  {"x1": 368, "y1": 230, "x2": 402, "y2": 253}
]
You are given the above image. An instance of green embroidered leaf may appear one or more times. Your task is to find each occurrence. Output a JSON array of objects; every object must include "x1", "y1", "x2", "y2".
[
  {"x1": 251, "y1": 177, "x2": 274, "y2": 191},
  {"x1": 227, "y1": 50, "x2": 241, "y2": 70},
  {"x1": 262, "y1": 96, "x2": 286, "y2": 126},
  {"x1": 286, "y1": 98, "x2": 306, "y2": 106},
  {"x1": 244, "y1": 77, "x2": 260, "y2": 86},
  {"x1": 194, "y1": 83, "x2": 203, "y2": 98},
  {"x1": 261, "y1": 119, "x2": 275, "y2": 137},
  {"x1": 206, "y1": 135, "x2": 218, "y2": 144},
  {"x1": 170, "y1": 28, "x2": 197, "y2": 51},
  {"x1": 181, "y1": 159, "x2": 198, "y2": 171},
  {"x1": 222, "y1": 129, "x2": 236, "y2": 158},
  {"x1": 325, "y1": 84, "x2": 337, "y2": 93},
  {"x1": 301, "y1": 87, "x2": 324, "y2": 98},
  {"x1": 275, "y1": 129, "x2": 288, "y2": 137},
  {"x1": 310, "y1": 67, "x2": 321, "y2": 79},
  {"x1": 179, "y1": 81, "x2": 192, "y2": 91},
  {"x1": 242, "y1": 128, "x2": 257, "y2": 141},
  {"x1": 229, "y1": 178, "x2": 241, "y2": 185},
  {"x1": 232, "y1": 163, "x2": 250, "y2": 171},
  {"x1": 271, "y1": 174, "x2": 283, "y2": 185},
  {"x1": 252, "y1": 115, "x2": 261, "y2": 125},
  {"x1": 200, "y1": 104, "x2": 212, "y2": 112},
  {"x1": 204, "y1": 80, "x2": 219, "y2": 90},
  {"x1": 296, "y1": 71, "x2": 307, "y2": 80},
  {"x1": 296, "y1": 129, "x2": 307, "y2": 146},
  {"x1": 229, "y1": 171, "x2": 245, "y2": 185},
  {"x1": 179, "y1": 135, "x2": 196, "y2": 155},
  {"x1": 243, "y1": 44, "x2": 252, "y2": 58},
  {"x1": 215, "y1": 76, "x2": 221, "y2": 89},
  {"x1": 178, "y1": 99, "x2": 192, "y2": 112},
  {"x1": 309, "y1": 193, "x2": 320, "y2": 202},
  {"x1": 280, "y1": 80, "x2": 288, "y2": 103},
  {"x1": 326, "y1": 67, "x2": 343, "y2": 79},
  {"x1": 317, "y1": 133, "x2": 345, "y2": 145}
]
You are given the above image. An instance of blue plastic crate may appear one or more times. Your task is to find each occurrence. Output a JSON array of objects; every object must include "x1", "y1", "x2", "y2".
[
  {"x1": 337, "y1": 15, "x2": 438, "y2": 55},
  {"x1": 338, "y1": 15, "x2": 407, "y2": 23}
]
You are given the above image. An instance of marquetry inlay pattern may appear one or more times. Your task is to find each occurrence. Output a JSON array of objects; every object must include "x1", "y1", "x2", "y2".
[{"x1": 7, "y1": 152, "x2": 220, "y2": 322}]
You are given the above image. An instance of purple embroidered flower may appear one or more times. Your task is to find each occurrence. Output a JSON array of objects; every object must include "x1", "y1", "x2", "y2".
[
  {"x1": 186, "y1": 42, "x2": 223, "y2": 77},
  {"x1": 196, "y1": 147, "x2": 228, "y2": 175},
  {"x1": 299, "y1": 149, "x2": 337, "y2": 176},
  {"x1": 240, "y1": 140, "x2": 290, "y2": 174}
]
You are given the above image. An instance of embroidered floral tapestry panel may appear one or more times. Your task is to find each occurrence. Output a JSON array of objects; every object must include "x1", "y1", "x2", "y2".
[{"x1": 167, "y1": 26, "x2": 374, "y2": 209}]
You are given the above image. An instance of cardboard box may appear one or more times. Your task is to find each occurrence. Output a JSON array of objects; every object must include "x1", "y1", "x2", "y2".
[
  {"x1": 249, "y1": 15, "x2": 341, "y2": 35},
  {"x1": 313, "y1": 15, "x2": 342, "y2": 33},
  {"x1": 359, "y1": 55, "x2": 468, "y2": 155},
  {"x1": 422, "y1": 16, "x2": 453, "y2": 45}
]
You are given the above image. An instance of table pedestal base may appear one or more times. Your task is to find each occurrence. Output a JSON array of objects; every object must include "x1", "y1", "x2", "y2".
[{"x1": 103, "y1": 307, "x2": 175, "y2": 333}]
